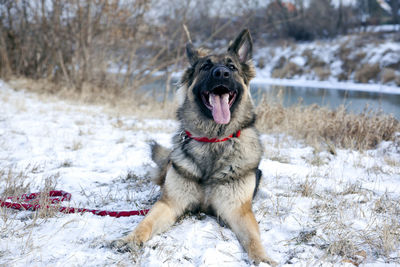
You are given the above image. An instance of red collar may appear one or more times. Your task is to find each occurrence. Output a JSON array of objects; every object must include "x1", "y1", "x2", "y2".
[{"x1": 184, "y1": 130, "x2": 241, "y2": 143}]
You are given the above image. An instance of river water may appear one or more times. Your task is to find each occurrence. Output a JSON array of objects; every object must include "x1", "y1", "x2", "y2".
[
  {"x1": 143, "y1": 79, "x2": 400, "y2": 120},
  {"x1": 250, "y1": 84, "x2": 400, "y2": 119}
]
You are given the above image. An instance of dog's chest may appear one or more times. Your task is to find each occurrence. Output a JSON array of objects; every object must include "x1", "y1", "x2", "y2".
[{"x1": 187, "y1": 141, "x2": 239, "y2": 182}]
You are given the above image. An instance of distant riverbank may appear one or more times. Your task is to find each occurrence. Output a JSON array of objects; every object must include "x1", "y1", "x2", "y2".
[{"x1": 254, "y1": 32, "x2": 400, "y2": 88}]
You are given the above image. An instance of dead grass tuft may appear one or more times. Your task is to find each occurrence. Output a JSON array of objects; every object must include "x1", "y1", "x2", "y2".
[
  {"x1": 256, "y1": 98, "x2": 400, "y2": 150},
  {"x1": 381, "y1": 68, "x2": 396, "y2": 84},
  {"x1": 1, "y1": 166, "x2": 60, "y2": 219},
  {"x1": 34, "y1": 173, "x2": 61, "y2": 218},
  {"x1": 354, "y1": 63, "x2": 381, "y2": 83},
  {"x1": 336, "y1": 40, "x2": 368, "y2": 81},
  {"x1": 396, "y1": 75, "x2": 400, "y2": 86},
  {"x1": 0, "y1": 167, "x2": 33, "y2": 200},
  {"x1": 326, "y1": 234, "x2": 357, "y2": 259},
  {"x1": 257, "y1": 57, "x2": 266, "y2": 69},
  {"x1": 302, "y1": 49, "x2": 326, "y2": 69},
  {"x1": 297, "y1": 177, "x2": 317, "y2": 197},
  {"x1": 272, "y1": 62, "x2": 303, "y2": 78},
  {"x1": 314, "y1": 67, "x2": 331, "y2": 80}
]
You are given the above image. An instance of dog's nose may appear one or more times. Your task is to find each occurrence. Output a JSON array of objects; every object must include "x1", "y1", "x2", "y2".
[{"x1": 212, "y1": 66, "x2": 230, "y2": 79}]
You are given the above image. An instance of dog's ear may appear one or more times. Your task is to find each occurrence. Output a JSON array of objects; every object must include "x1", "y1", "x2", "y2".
[
  {"x1": 186, "y1": 43, "x2": 199, "y2": 66},
  {"x1": 228, "y1": 29, "x2": 253, "y2": 63}
]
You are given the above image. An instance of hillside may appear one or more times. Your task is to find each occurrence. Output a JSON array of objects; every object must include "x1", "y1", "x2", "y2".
[{"x1": 255, "y1": 32, "x2": 400, "y2": 88}]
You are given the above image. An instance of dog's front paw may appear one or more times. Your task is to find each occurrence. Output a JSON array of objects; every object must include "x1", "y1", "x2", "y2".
[
  {"x1": 111, "y1": 226, "x2": 152, "y2": 253},
  {"x1": 110, "y1": 238, "x2": 136, "y2": 253},
  {"x1": 249, "y1": 250, "x2": 278, "y2": 266},
  {"x1": 255, "y1": 255, "x2": 278, "y2": 266},
  {"x1": 128, "y1": 224, "x2": 152, "y2": 245}
]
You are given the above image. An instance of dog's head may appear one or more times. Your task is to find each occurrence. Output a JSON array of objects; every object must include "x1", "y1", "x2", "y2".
[{"x1": 180, "y1": 29, "x2": 255, "y2": 126}]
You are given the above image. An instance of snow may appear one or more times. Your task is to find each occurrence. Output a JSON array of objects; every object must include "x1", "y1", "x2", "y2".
[
  {"x1": 289, "y1": 56, "x2": 306, "y2": 67},
  {"x1": 253, "y1": 0, "x2": 357, "y2": 9},
  {"x1": 0, "y1": 79, "x2": 400, "y2": 266},
  {"x1": 352, "y1": 24, "x2": 400, "y2": 33}
]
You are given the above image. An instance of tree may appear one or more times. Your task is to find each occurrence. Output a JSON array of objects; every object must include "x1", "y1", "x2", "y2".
[{"x1": 385, "y1": 0, "x2": 400, "y2": 23}]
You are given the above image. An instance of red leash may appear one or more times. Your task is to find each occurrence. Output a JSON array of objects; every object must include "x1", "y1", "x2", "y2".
[{"x1": 0, "y1": 190, "x2": 149, "y2": 218}]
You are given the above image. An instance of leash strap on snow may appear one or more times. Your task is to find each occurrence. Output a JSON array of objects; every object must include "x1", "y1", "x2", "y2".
[{"x1": 0, "y1": 190, "x2": 149, "y2": 218}]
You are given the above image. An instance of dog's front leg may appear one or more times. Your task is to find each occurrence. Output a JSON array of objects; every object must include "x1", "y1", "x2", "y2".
[
  {"x1": 113, "y1": 167, "x2": 202, "y2": 249},
  {"x1": 222, "y1": 200, "x2": 277, "y2": 266},
  {"x1": 121, "y1": 198, "x2": 179, "y2": 245},
  {"x1": 210, "y1": 175, "x2": 277, "y2": 266}
]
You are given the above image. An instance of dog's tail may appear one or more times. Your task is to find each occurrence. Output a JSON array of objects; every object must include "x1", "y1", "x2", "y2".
[{"x1": 149, "y1": 141, "x2": 171, "y2": 186}]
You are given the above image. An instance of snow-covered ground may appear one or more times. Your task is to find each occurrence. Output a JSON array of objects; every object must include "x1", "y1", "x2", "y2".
[{"x1": 0, "y1": 79, "x2": 399, "y2": 266}]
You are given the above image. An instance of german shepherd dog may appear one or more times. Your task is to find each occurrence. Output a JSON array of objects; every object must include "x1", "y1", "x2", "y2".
[{"x1": 113, "y1": 29, "x2": 277, "y2": 266}]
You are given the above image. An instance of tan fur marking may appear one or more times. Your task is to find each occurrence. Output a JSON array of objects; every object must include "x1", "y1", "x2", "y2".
[
  {"x1": 120, "y1": 167, "x2": 203, "y2": 247},
  {"x1": 208, "y1": 173, "x2": 276, "y2": 265},
  {"x1": 122, "y1": 199, "x2": 176, "y2": 245},
  {"x1": 225, "y1": 201, "x2": 277, "y2": 266},
  {"x1": 153, "y1": 161, "x2": 170, "y2": 186},
  {"x1": 187, "y1": 77, "x2": 198, "y2": 102}
]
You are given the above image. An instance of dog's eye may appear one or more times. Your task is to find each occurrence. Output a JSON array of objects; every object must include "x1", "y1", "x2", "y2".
[
  {"x1": 228, "y1": 64, "x2": 237, "y2": 71},
  {"x1": 200, "y1": 63, "x2": 212, "y2": 71}
]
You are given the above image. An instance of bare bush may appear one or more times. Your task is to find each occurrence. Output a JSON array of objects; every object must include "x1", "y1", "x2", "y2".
[
  {"x1": 354, "y1": 63, "x2": 381, "y2": 83},
  {"x1": 381, "y1": 68, "x2": 396, "y2": 83},
  {"x1": 0, "y1": 0, "x2": 188, "y2": 92},
  {"x1": 272, "y1": 62, "x2": 303, "y2": 78},
  {"x1": 0, "y1": 0, "x2": 371, "y2": 92},
  {"x1": 314, "y1": 67, "x2": 331, "y2": 80}
]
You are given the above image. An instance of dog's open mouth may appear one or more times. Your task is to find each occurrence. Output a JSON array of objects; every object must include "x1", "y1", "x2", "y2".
[{"x1": 201, "y1": 85, "x2": 237, "y2": 124}]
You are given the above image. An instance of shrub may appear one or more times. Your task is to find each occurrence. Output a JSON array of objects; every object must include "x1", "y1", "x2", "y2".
[
  {"x1": 272, "y1": 62, "x2": 303, "y2": 78},
  {"x1": 396, "y1": 75, "x2": 400, "y2": 86},
  {"x1": 314, "y1": 67, "x2": 331, "y2": 80},
  {"x1": 381, "y1": 68, "x2": 396, "y2": 83},
  {"x1": 354, "y1": 63, "x2": 381, "y2": 83}
]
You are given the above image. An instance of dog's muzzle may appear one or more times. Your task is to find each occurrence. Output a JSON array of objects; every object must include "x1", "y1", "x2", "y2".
[{"x1": 200, "y1": 66, "x2": 237, "y2": 125}]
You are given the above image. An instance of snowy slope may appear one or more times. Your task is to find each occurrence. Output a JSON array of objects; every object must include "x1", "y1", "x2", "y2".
[
  {"x1": 0, "y1": 80, "x2": 399, "y2": 266},
  {"x1": 255, "y1": 34, "x2": 400, "y2": 88}
]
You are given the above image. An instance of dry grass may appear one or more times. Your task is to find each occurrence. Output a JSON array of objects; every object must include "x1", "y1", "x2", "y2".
[
  {"x1": 272, "y1": 62, "x2": 303, "y2": 79},
  {"x1": 302, "y1": 49, "x2": 326, "y2": 68},
  {"x1": 8, "y1": 77, "x2": 178, "y2": 120},
  {"x1": 0, "y1": 167, "x2": 33, "y2": 200},
  {"x1": 381, "y1": 68, "x2": 396, "y2": 84},
  {"x1": 354, "y1": 63, "x2": 381, "y2": 83},
  {"x1": 297, "y1": 177, "x2": 317, "y2": 197},
  {"x1": 0, "y1": 166, "x2": 60, "y2": 219},
  {"x1": 263, "y1": 160, "x2": 400, "y2": 265},
  {"x1": 314, "y1": 67, "x2": 331, "y2": 80},
  {"x1": 307, "y1": 188, "x2": 400, "y2": 264},
  {"x1": 257, "y1": 57, "x2": 266, "y2": 69},
  {"x1": 256, "y1": 97, "x2": 399, "y2": 150},
  {"x1": 336, "y1": 40, "x2": 368, "y2": 82},
  {"x1": 396, "y1": 75, "x2": 400, "y2": 86}
]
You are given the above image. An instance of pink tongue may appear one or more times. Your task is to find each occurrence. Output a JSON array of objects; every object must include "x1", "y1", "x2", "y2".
[{"x1": 210, "y1": 93, "x2": 231, "y2": 124}]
